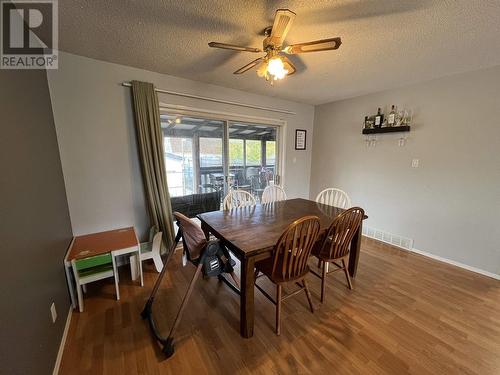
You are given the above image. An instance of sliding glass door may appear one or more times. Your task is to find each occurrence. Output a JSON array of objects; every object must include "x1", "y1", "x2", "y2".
[
  {"x1": 161, "y1": 112, "x2": 281, "y2": 207},
  {"x1": 228, "y1": 122, "x2": 279, "y2": 201},
  {"x1": 162, "y1": 114, "x2": 225, "y2": 195}
]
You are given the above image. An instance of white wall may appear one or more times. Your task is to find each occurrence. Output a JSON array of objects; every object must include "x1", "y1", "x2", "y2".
[
  {"x1": 48, "y1": 52, "x2": 314, "y2": 239},
  {"x1": 310, "y1": 65, "x2": 500, "y2": 276}
]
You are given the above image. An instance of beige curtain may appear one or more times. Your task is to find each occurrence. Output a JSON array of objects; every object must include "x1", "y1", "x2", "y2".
[{"x1": 130, "y1": 80, "x2": 175, "y2": 248}]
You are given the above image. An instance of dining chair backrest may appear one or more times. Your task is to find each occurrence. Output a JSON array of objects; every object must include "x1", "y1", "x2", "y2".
[
  {"x1": 317, "y1": 207, "x2": 365, "y2": 260},
  {"x1": 173, "y1": 212, "x2": 207, "y2": 262},
  {"x1": 271, "y1": 216, "x2": 321, "y2": 280},
  {"x1": 171, "y1": 191, "x2": 221, "y2": 218},
  {"x1": 261, "y1": 185, "x2": 287, "y2": 204},
  {"x1": 223, "y1": 189, "x2": 256, "y2": 210},
  {"x1": 151, "y1": 231, "x2": 162, "y2": 252},
  {"x1": 315, "y1": 188, "x2": 352, "y2": 209}
]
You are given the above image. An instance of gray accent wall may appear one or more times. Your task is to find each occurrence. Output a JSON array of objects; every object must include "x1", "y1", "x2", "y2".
[
  {"x1": 0, "y1": 69, "x2": 73, "y2": 374},
  {"x1": 310, "y1": 65, "x2": 500, "y2": 276}
]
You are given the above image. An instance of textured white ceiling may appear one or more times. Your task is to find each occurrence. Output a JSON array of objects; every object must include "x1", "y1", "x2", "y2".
[{"x1": 59, "y1": 0, "x2": 500, "y2": 104}]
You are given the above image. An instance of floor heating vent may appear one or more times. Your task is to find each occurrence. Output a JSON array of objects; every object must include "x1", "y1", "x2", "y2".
[{"x1": 362, "y1": 226, "x2": 414, "y2": 251}]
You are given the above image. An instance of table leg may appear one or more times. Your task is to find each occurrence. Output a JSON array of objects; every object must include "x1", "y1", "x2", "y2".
[
  {"x1": 201, "y1": 221, "x2": 210, "y2": 240},
  {"x1": 111, "y1": 252, "x2": 120, "y2": 300},
  {"x1": 240, "y1": 256, "x2": 256, "y2": 338},
  {"x1": 130, "y1": 254, "x2": 138, "y2": 280},
  {"x1": 348, "y1": 220, "x2": 363, "y2": 278},
  {"x1": 64, "y1": 262, "x2": 77, "y2": 309},
  {"x1": 137, "y1": 248, "x2": 144, "y2": 286}
]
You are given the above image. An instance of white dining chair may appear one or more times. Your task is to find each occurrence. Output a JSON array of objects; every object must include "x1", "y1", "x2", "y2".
[
  {"x1": 141, "y1": 231, "x2": 163, "y2": 272},
  {"x1": 261, "y1": 185, "x2": 287, "y2": 204},
  {"x1": 223, "y1": 189, "x2": 256, "y2": 210},
  {"x1": 71, "y1": 253, "x2": 120, "y2": 312},
  {"x1": 130, "y1": 230, "x2": 163, "y2": 276},
  {"x1": 315, "y1": 188, "x2": 352, "y2": 209}
]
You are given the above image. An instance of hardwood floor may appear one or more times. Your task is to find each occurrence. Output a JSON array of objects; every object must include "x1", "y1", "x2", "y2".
[{"x1": 59, "y1": 238, "x2": 500, "y2": 375}]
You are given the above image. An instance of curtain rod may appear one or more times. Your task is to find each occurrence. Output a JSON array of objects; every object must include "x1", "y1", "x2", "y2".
[{"x1": 121, "y1": 82, "x2": 296, "y2": 115}]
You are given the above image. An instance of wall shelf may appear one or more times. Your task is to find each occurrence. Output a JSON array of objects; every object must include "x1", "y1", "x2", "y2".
[{"x1": 362, "y1": 125, "x2": 410, "y2": 134}]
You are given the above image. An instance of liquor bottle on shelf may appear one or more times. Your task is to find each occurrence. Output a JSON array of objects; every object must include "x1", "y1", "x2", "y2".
[
  {"x1": 364, "y1": 116, "x2": 369, "y2": 129},
  {"x1": 374, "y1": 108, "x2": 383, "y2": 128},
  {"x1": 396, "y1": 109, "x2": 404, "y2": 126},
  {"x1": 403, "y1": 109, "x2": 413, "y2": 126},
  {"x1": 388, "y1": 105, "x2": 396, "y2": 127}
]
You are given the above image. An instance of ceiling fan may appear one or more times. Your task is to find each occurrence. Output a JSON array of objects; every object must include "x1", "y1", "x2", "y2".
[{"x1": 208, "y1": 9, "x2": 342, "y2": 84}]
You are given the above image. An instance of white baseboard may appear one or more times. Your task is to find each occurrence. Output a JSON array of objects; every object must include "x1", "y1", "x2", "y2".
[
  {"x1": 363, "y1": 234, "x2": 500, "y2": 280},
  {"x1": 52, "y1": 306, "x2": 72, "y2": 375},
  {"x1": 409, "y1": 247, "x2": 500, "y2": 281}
]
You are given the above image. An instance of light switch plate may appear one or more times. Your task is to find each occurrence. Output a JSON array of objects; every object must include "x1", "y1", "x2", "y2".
[
  {"x1": 411, "y1": 158, "x2": 419, "y2": 168},
  {"x1": 50, "y1": 302, "x2": 57, "y2": 323}
]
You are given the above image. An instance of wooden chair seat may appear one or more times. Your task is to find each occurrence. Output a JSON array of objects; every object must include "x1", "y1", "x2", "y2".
[
  {"x1": 311, "y1": 236, "x2": 335, "y2": 261},
  {"x1": 255, "y1": 258, "x2": 310, "y2": 284}
]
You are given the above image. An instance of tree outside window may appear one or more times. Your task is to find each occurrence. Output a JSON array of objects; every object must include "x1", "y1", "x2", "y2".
[{"x1": 246, "y1": 140, "x2": 261, "y2": 166}]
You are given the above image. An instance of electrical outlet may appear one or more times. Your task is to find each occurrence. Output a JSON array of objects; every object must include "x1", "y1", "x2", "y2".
[
  {"x1": 50, "y1": 302, "x2": 57, "y2": 323},
  {"x1": 411, "y1": 158, "x2": 419, "y2": 168}
]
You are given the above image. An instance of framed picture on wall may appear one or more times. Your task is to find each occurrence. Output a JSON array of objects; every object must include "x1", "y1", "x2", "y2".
[{"x1": 295, "y1": 129, "x2": 307, "y2": 150}]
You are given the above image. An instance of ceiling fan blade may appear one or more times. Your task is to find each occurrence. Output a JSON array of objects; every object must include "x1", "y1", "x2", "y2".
[
  {"x1": 268, "y1": 9, "x2": 296, "y2": 47},
  {"x1": 233, "y1": 57, "x2": 264, "y2": 74},
  {"x1": 283, "y1": 37, "x2": 342, "y2": 54},
  {"x1": 208, "y1": 42, "x2": 262, "y2": 53},
  {"x1": 281, "y1": 55, "x2": 296, "y2": 75}
]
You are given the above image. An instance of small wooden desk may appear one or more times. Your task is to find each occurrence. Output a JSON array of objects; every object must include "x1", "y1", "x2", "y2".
[
  {"x1": 64, "y1": 227, "x2": 142, "y2": 308},
  {"x1": 198, "y1": 198, "x2": 367, "y2": 338}
]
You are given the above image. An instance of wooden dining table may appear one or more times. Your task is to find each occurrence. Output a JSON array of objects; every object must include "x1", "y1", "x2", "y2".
[{"x1": 197, "y1": 198, "x2": 367, "y2": 338}]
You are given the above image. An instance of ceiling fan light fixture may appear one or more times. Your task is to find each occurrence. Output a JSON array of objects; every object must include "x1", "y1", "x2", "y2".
[
  {"x1": 209, "y1": 8, "x2": 341, "y2": 83},
  {"x1": 257, "y1": 62, "x2": 268, "y2": 77},
  {"x1": 266, "y1": 56, "x2": 288, "y2": 81}
]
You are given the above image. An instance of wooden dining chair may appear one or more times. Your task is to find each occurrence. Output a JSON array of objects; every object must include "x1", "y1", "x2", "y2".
[
  {"x1": 315, "y1": 188, "x2": 352, "y2": 209},
  {"x1": 310, "y1": 207, "x2": 365, "y2": 303},
  {"x1": 223, "y1": 189, "x2": 256, "y2": 210},
  {"x1": 315, "y1": 188, "x2": 352, "y2": 271},
  {"x1": 254, "y1": 216, "x2": 321, "y2": 335},
  {"x1": 261, "y1": 185, "x2": 287, "y2": 204}
]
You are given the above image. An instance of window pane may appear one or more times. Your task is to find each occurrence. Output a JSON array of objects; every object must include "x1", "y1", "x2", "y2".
[
  {"x1": 229, "y1": 139, "x2": 244, "y2": 166},
  {"x1": 266, "y1": 141, "x2": 276, "y2": 166},
  {"x1": 199, "y1": 137, "x2": 222, "y2": 167},
  {"x1": 245, "y1": 140, "x2": 261, "y2": 166},
  {"x1": 163, "y1": 137, "x2": 193, "y2": 197}
]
